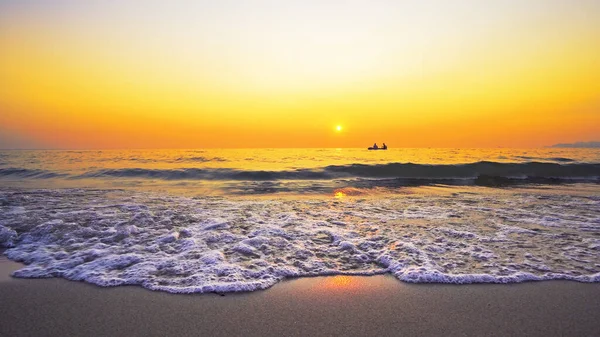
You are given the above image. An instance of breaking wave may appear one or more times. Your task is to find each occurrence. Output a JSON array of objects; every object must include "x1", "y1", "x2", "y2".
[
  {"x1": 76, "y1": 161, "x2": 600, "y2": 185},
  {"x1": 2, "y1": 162, "x2": 598, "y2": 189},
  {"x1": 1, "y1": 189, "x2": 599, "y2": 293},
  {"x1": 0, "y1": 168, "x2": 66, "y2": 179}
]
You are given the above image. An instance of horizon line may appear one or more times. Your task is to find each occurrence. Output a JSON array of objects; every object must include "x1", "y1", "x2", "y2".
[{"x1": 0, "y1": 145, "x2": 592, "y2": 151}]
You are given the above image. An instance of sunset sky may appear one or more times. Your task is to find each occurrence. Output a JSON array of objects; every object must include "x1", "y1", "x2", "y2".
[{"x1": 1, "y1": 0, "x2": 599, "y2": 149}]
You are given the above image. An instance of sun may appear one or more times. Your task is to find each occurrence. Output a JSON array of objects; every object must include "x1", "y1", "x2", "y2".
[{"x1": 336, "y1": 125, "x2": 342, "y2": 132}]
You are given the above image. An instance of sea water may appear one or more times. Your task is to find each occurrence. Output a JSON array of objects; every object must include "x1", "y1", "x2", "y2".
[{"x1": 1, "y1": 148, "x2": 599, "y2": 293}]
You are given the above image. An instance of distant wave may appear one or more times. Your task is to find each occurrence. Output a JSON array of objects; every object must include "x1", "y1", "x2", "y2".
[
  {"x1": 74, "y1": 161, "x2": 600, "y2": 184},
  {"x1": 0, "y1": 168, "x2": 66, "y2": 179},
  {"x1": 514, "y1": 156, "x2": 575, "y2": 163},
  {"x1": 120, "y1": 156, "x2": 228, "y2": 163},
  {"x1": 173, "y1": 156, "x2": 227, "y2": 163},
  {"x1": 2, "y1": 162, "x2": 599, "y2": 186},
  {"x1": 550, "y1": 157, "x2": 576, "y2": 162},
  {"x1": 322, "y1": 161, "x2": 599, "y2": 182},
  {"x1": 77, "y1": 167, "x2": 331, "y2": 180}
]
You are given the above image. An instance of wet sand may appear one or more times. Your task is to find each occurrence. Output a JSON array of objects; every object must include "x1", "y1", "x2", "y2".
[{"x1": 1, "y1": 257, "x2": 600, "y2": 337}]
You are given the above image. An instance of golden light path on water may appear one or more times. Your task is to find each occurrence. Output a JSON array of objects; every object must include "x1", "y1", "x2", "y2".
[{"x1": 334, "y1": 191, "x2": 347, "y2": 199}]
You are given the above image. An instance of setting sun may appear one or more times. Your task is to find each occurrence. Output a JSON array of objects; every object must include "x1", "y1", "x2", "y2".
[{"x1": 1, "y1": 1, "x2": 599, "y2": 149}]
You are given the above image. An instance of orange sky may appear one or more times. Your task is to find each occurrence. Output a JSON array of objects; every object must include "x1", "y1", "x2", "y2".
[{"x1": 1, "y1": 0, "x2": 599, "y2": 149}]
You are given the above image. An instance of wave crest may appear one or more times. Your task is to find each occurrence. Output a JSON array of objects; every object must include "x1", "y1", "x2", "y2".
[{"x1": 77, "y1": 161, "x2": 600, "y2": 183}]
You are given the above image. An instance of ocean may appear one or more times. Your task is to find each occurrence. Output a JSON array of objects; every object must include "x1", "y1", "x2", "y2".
[{"x1": 1, "y1": 148, "x2": 599, "y2": 293}]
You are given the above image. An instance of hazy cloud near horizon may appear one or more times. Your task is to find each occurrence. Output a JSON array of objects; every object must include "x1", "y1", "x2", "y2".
[
  {"x1": 0, "y1": 129, "x2": 42, "y2": 150},
  {"x1": 551, "y1": 141, "x2": 600, "y2": 148}
]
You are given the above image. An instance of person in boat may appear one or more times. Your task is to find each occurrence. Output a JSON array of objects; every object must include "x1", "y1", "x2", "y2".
[
  {"x1": 372, "y1": 143, "x2": 379, "y2": 149},
  {"x1": 382, "y1": 143, "x2": 387, "y2": 150}
]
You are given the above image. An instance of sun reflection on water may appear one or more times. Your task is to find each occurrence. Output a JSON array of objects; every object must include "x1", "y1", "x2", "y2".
[{"x1": 334, "y1": 191, "x2": 347, "y2": 199}]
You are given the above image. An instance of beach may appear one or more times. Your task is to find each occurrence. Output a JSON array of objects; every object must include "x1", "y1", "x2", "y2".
[
  {"x1": 2, "y1": 257, "x2": 600, "y2": 337},
  {"x1": 1, "y1": 148, "x2": 600, "y2": 336}
]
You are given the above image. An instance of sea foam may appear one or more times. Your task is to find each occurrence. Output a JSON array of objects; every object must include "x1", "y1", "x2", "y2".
[{"x1": 1, "y1": 189, "x2": 599, "y2": 293}]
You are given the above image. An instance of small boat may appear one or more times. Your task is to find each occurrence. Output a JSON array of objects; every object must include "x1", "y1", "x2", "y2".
[{"x1": 368, "y1": 147, "x2": 387, "y2": 150}]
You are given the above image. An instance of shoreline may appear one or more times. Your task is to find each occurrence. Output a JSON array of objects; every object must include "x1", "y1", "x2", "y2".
[{"x1": 2, "y1": 258, "x2": 600, "y2": 336}]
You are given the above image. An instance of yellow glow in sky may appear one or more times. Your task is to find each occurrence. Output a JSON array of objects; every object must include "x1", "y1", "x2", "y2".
[{"x1": 1, "y1": 0, "x2": 599, "y2": 149}]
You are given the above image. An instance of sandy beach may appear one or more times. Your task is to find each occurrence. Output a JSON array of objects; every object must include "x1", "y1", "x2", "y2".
[{"x1": 1, "y1": 257, "x2": 599, "y2": 337}]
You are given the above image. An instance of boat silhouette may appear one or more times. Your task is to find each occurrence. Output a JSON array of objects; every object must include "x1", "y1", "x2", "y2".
[{"x1": 368, "y1": 143, "x2": 388, "y2": 150}]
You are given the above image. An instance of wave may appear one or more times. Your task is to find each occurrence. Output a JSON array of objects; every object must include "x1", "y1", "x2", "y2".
[
  {"x1": 514, "y1": 156, "x2": 575, "y2": 163},
  {"x1": 2, "y1": 189, "x2": 599, "y2": 293},
  {"x1": 2, "y1": 162, "x2": 599, "y2": 187},
  {"x1": 174, "y1": 156, "x2": 227, "y2": 163},
  {"x1": 77, "y1": 167, "x2": 332, "y2": 180},
  {"x1": 0, "y1": 168, "x2": 66, "y2": 179},
  {"x1": 76, "y1": 161, "x2": 600, "y2": 184}
]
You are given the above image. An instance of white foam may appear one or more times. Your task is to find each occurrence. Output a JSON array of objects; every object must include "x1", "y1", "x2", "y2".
[
  {"x1": 0, "y1": 225, "x2": 17, "y2": 247},
  {"x1": 1, "y1": 189, "x2": 599, "y2": 293}
]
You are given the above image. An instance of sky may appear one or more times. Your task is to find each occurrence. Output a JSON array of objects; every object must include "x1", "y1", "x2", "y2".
[{"x1": 1, "y1": 0, "x2": 599, "y2": 149}]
